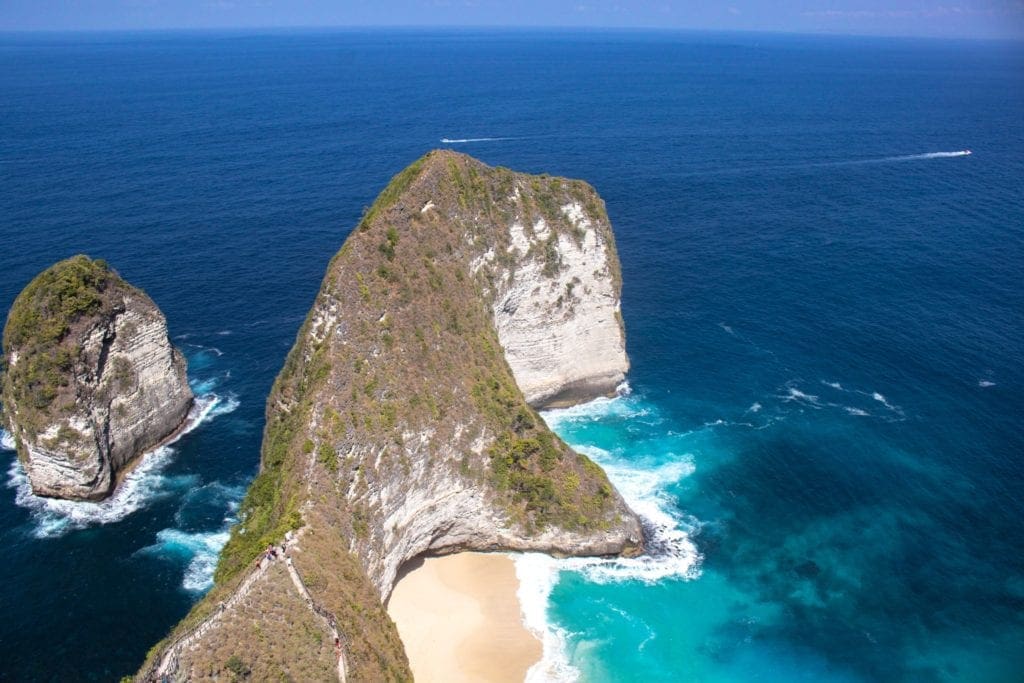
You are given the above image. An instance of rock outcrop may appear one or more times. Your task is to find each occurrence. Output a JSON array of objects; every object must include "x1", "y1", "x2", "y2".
[
  {"x1": 1, "y1": 255, "x2": 193, "y2": 501},
  {"x1": 138, "y1": 151, "x2": 642, "y2": 681}
]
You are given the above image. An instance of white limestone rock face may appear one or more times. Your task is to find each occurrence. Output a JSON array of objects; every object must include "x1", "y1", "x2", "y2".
[
  {"x1": 278, "y1": 151, "x2": 643, "y2": 596},
  {"x1": 135, "y1": 151, "x2": 643, "y2": 682},
  {"x1": 490, "y1": 203, "x2": 629, "y2": 408},
  {"x1": 1, "y1": 256, "x2": 193, "y2": 501}
]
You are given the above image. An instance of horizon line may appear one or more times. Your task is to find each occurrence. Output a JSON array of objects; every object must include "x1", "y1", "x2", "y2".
[{"x1": 0, "y1": 24, "x2": 1021, "y2": 44}]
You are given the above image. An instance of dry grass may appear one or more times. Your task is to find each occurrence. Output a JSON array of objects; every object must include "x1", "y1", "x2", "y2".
[
  {"x1": 138, "y1": 150, "x2": 632, "y2": 681},
  {"x1": 175, "y1": 562, "x2": 337, "y2": 682}
]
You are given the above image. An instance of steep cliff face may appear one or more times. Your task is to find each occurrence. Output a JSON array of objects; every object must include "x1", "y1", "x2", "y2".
[
  {"x1": 138, "y1": 151, "x2": 642, "y2": 681},
  {"x1": 489, "y1": 192, "x2": 628, "y2": 408},
  {"x1": 1, "y1": 255, "x2": 193, "y2": 501}
]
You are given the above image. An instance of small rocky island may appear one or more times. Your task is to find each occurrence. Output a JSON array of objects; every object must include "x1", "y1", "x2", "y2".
[
  {"x1": 137, "y1": 151, "x2": 643, "y2": 681},
  {"x1": 1, "y1": 255, "x2": 193, "y2": 501}
]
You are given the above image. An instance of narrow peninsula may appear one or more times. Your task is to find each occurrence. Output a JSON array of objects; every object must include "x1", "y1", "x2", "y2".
[
  {"x1": 1, "y1": 255, "x2": 193, "y2": 501},
  {"x1": 137, "y1": 150, "x2": 643, "y2": 681}
]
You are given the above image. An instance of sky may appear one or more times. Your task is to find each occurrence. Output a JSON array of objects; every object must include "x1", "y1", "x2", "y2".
[{"x1": 1, "y1": 1, "x2": 1022, "y2": 39}]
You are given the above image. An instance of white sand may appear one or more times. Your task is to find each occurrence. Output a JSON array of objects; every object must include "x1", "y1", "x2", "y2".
[{"x1": 387, "y1": 552, "x2": 541, "y2": 683}]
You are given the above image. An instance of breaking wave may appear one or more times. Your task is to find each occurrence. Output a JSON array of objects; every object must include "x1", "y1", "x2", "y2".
[
  {"x1": 140, "y1": 527, "x2": 231, "y2": 592},
  {"x1": 519, "y1": 553, "x2": 580, "y2": 683},
  {"x1": 523, "y1": 391, "x2": 702, "y2": 681},
  {"x1": 138, "y1": 480, "x2": 245, "y2": 591},
  {"x1": 563, "y1": 447, "x2": 701, "y2": 584},
  {"x1": 775, "y1": 380, "x2": 905, "y2": 421},
  {"x1": 4, "y1": 391, "x2": 238, "y2": 538}
]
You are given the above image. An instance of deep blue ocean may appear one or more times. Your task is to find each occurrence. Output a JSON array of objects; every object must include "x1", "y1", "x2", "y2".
[{"x1": 1, "y1": 29, "x2": 1022, "y2": 682}]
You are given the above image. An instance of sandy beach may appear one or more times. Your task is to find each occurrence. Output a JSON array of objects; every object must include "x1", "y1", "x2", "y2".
[{"x1": 387, "y1": 552, "x2": 541, "y2": 683}]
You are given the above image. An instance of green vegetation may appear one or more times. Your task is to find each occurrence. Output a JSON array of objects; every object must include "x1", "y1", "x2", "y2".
[
  {"x1": 141, "y1": 150, "x2": 627, "y2": 683},
  {"x1": 359, "y1": 155, "x2": 427, "y2": 230},
  {"x1": 1, "y1": 255, "x2": 126, "y2": 435},
  {"x1": 224, "y1": 655, "x2": 250, "y2": 678}
]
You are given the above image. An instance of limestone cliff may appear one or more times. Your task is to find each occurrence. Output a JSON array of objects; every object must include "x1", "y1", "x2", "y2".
[
  {"x1": 137, "y1": 151, "x2": 642, "y2": 681},
  {"x1": 1, "y1": 255, "x2": 193, "y2": 501}
]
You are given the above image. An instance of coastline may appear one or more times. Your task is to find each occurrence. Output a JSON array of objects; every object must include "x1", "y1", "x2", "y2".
[{"x1": 387, "y1": 552, "x2": 542, "y2": 683}]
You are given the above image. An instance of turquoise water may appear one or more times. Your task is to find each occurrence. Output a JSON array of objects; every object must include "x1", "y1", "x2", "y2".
[
  {"x1": 1, "y1": 29, "x2": 1022, "y2": 680},
  {"x1": 540, "y1": 379, "x2": 1023, "y2": 682}
]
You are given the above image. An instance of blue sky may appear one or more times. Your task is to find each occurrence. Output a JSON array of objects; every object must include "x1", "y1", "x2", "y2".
[{"x1": 1, "y1": 1, "x2": 1022, "y2": 39}]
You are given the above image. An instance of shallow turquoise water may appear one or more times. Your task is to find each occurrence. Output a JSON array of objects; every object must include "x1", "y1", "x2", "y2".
[{"x1": 1, "y1": 29, "x2": 1022, "y2": 681}]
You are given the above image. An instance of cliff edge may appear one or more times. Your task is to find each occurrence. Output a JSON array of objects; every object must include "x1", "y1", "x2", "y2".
[
  {"x1": 1, "y1": 255, "x2": 193, "y2": 501},
  {"x1": 138, "y1": 151, "x2": 642, "y2": 681}
]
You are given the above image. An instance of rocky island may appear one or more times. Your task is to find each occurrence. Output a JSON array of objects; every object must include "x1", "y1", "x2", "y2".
[
  {"x1": 137, "y1": 150, "x2": 643, "y2": 681},
  {"x1": 1, "y1": 255, "x2": 193, "y2": 501}
]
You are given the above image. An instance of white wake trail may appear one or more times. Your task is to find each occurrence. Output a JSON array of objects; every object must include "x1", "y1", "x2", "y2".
[
  {"x1": 883, "y1": 150, "x2": 972, "y2": 161},
  {"x1": 440, "y1": 136, "x2": 516, "y2": 143}
]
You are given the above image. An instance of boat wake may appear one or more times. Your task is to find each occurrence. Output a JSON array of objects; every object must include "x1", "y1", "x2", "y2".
[
  {"x1": 879, "y1": 150, "x2": 971, "y2": 161},
  {"x1": 803, "y1": 150, "x2": 973, "y2": 170},
  {"x1": 440, "y1": 136, "x2": 517, "y2": 143},
  {"x1": 686, "y1": 149, "x2": 973, "y2": 179}
]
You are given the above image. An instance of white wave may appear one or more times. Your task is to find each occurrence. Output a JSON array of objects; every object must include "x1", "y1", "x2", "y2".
[
  {"x1": 184, "y1": 344, "x2": 223, "y2": 357},
  {"x1": 139, "y1": 526, "x2": 232, "y2": 592},
  {"x1": 521, "y1": 395, "x2": 701, "y2": 681},
  {"x1": 541, "y1": 394, "x2": 651, "y2": 431},
  {"x1": 518, "y1": 553, "x2": 580, "y2": 683},
  {"x1": 142, "y1": 479, "x2": 244, "y2": 591},
  {"x1": 781, "y1": 386, "x2": 823, "y2": 408},
  {"x1": 563, "y1": 446, "x2": 700, "y2": 584},
  {"x1": 844, "y1": 407, "x2": 869, "y2": 416},
  {"x1": 514, "y1": 384, "x2": 725, "y2": 683},
  {"x1": 6, "y1": 446, "x2": 192, "y2": 538},
  {"x1": 822, "y1": 381, "x2": 844, "y2": 390},
  {"x1": 541, "y1": 394, "x2": 700, "y2": 584},
  {"x1": 173, "y1": 480, "x2": 246, "y2": 526},
  {"x1": 440, "y1": 136, "x2": 514, "y2": 143},
  {"x1": 0, "y1": 429, "x2": 15, "y2": 451},
  {"x1": 189, "y1": 377, "x2": 219, "y2": 395},
  {"x1": 719, "y1": 322, "x2": 735, "y2": 335},
  {"x1": 869, "y1": 391, "x2": 903, "y2": 415},
  {"x1": 173, "y1": 391, "x2": 240, "y2": 437},
  {"x1": 978, "y1": 380, "x2": 996, "y2": 388},
  {"x1": 198, "y1": 393, "x2": 240, "y2": 422},
  {"x1": 6, "y1": 390, "x2": 238, "y2": 538}
]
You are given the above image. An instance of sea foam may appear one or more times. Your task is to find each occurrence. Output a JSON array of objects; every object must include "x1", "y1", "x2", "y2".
[
  {"x1": 518, "y1": 553, "x2": 580, "y2": 683},
  {"x1": 139, "y1": 525, "x2": 233, "y2": 592},
  {"x1": 139, "y1": 480, "x2": 244, "y2": 591},
  {"x1": 563, "y1": 447, "x2": 700, "y2": 584},
  {"x1": 4, "y1": 390, "x2": 238, "y2": 538},
  {"x1": 521, "y1": 392, "x2": 702, "y2": 681}
]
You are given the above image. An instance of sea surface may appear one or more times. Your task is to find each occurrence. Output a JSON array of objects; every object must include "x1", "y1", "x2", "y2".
[{"x1": 1, "y1": 29, "x2": 1022, "y2": 682}]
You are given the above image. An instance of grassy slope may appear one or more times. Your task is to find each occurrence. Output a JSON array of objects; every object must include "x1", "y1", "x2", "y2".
[{"x1": 137, "y1": 150, "x2": 633, "y2": 681}]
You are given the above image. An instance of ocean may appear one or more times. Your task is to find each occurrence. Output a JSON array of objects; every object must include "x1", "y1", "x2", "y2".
[{"x1": 1, "y1": 28, "x2": 1022, "y2": 682}]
